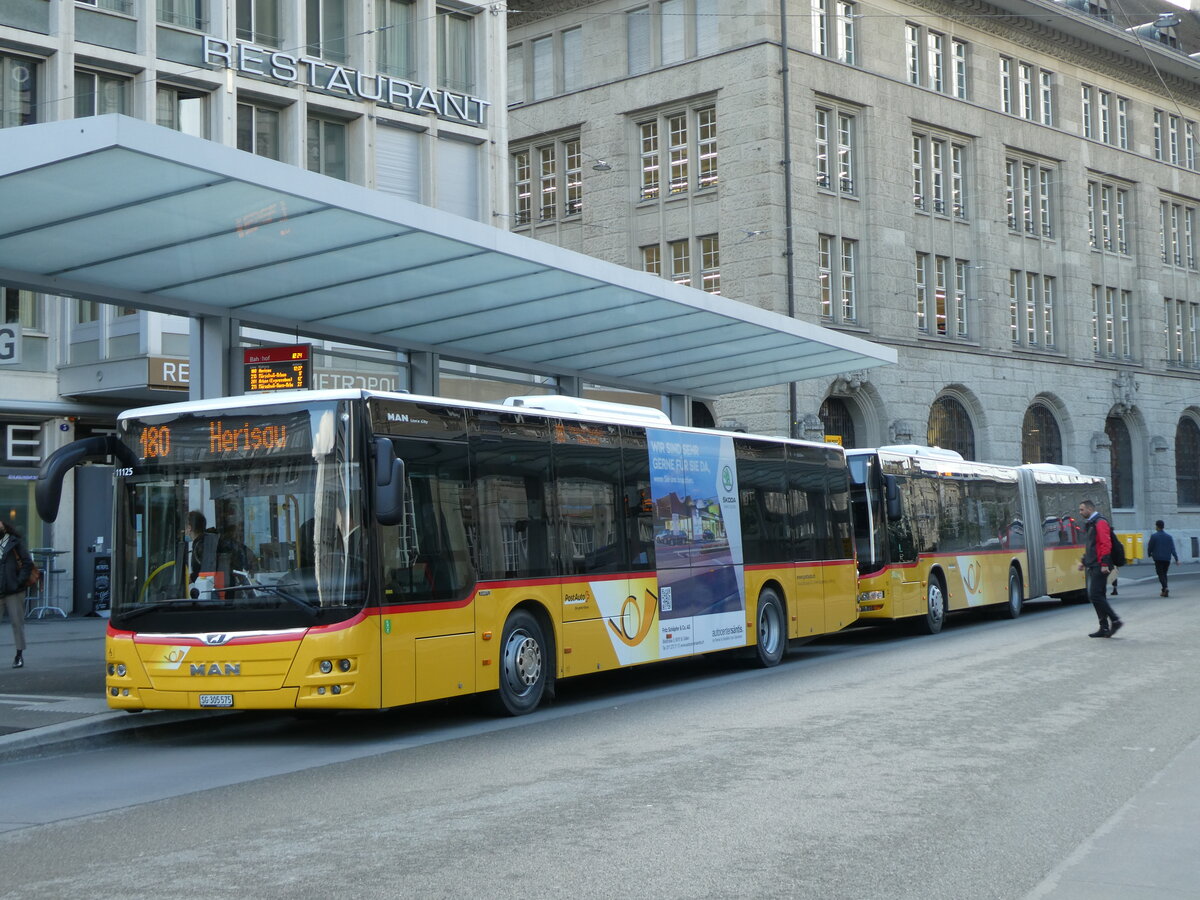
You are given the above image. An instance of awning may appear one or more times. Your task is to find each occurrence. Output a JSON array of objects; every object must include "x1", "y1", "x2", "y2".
[{"x1": 0, "y1": 115, "x2": 895, "y2": 399}]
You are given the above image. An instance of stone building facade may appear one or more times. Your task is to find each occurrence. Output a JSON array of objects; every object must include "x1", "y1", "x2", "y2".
[{"x1": 506, "y1": 0, "x2": 1200, "y2": 544}]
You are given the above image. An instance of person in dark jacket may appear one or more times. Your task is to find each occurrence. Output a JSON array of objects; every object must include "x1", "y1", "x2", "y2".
[
  {"x1": 1146, "y1": 520, "x2": 1180, "y2": 597},
  {"x1": 1077, "y1": 500, "x2": 1124, "y2": 638},
  {"x1": 0, "y1": 519, "x2": 34, "y2": 668}
]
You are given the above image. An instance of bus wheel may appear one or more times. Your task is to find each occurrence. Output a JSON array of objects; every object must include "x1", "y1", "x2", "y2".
[
  {"x1": 1001, "y1": 567, "x2": 1023, "y2": 619},
  {"x1": 754, "y1": 588, "x2": 787, "y2": 668},
  {"x1": 493, "y1": 610, "x2": 548, "y2": 716},
  {"x1": 916, "y1": 577, "x2": 946, "y2": 635}
]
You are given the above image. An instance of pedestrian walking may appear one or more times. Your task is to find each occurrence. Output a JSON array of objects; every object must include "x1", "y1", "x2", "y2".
[
  {"x1": 1147, "y1": 519, "x2": 1180, "y2": 597},
  {"x1": 0, "y1": 519, "x2": 35, "y2": 668},
  {"x1": 1077, "y1": 500, "x2": 1124, "y2": 638}
]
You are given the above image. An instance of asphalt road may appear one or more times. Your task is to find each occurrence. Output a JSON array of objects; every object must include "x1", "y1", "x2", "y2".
[{"x1": 1, "y1": 585, "x2": 1198, "y2": 899}]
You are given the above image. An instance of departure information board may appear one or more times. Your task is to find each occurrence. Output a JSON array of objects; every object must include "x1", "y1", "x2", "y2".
[{"x1": 243, "y1": 344, "x2": 312, "y2": 392}]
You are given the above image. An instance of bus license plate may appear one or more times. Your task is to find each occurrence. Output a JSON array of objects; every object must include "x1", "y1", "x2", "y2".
[{"x1": 199, "y1": 694, "x2": 234, "y2": 708}]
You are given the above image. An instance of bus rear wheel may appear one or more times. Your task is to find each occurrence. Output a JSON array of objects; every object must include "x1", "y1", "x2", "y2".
[
  {"x1": 754, "y1": 588, "x2": 787, "y2": 668},
  {"x1": 492, "y1": 609, "x2": 548, "y2": 716},
  {"x1": 916, "y1": 577, "x2": 946, "y2": 635},
  {"x1": 1001, "y1": 567, "x2": 1023, "y2": 619}
]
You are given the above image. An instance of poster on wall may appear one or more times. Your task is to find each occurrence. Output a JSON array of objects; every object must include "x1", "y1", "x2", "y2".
[{"x1": 645, "y1": 428, "x2": 745, "y2": 657}]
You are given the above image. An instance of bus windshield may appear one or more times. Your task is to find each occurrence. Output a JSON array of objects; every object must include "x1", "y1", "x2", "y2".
[
  {"x1": 110, "y1": 403, "x2": 366, "y2": 632},
  {"x1": 848, "y1": 454, "x2": 886, "y2": 575}
]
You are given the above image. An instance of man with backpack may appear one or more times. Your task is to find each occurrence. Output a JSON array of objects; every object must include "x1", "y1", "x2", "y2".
[{"x1": 1077, "y1": 499, "x2": 1125, "y2": 638}]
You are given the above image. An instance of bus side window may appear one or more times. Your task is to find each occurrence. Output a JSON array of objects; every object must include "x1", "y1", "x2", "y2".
[{"x1": 621, "y1": 428, "x2": 655, "y2": 570}]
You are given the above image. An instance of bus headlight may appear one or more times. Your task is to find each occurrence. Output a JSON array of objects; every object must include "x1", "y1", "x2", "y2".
[
  {"x1": 319, "y1": 660, "x2": 333, "y2": 674},
  {"x1": 338, "y1": 659, "x2": 351, "y2": 672},
  {"x1": 116, "y1": 664, "x2": 127, "y2": 677}
]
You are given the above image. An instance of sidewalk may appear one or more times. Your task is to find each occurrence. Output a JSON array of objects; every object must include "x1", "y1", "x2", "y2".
[
  {"x1": 0, "y1": 614, "x2": 205, "y2": 761},
  {"x1": 0, "y1": 561, "x2": 1196, "y2": 760}
]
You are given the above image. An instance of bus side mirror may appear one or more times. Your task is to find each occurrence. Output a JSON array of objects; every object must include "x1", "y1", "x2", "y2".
[
  {"x1": 884, "y1": 474, "x2": 903, "y2": 522},
  {"x1": 374, "y1": 438, "x2": 405, "y2": 526},
  {"x1": 36, "y1": 435, "x2": 136, "y2": 523}
]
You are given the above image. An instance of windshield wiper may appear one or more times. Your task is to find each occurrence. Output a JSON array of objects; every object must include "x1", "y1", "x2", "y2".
[
  {"x1": 120, "y1": 597, "x2": 225, "y2": 622},
  {"x1": 217, "y1": 582, "x2": 321, "y2": 616}
]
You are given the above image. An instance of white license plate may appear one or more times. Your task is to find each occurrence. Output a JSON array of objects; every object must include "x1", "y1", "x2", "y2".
[{"x1": 199, "y1": 693, "x2": 234, "y2": 708}]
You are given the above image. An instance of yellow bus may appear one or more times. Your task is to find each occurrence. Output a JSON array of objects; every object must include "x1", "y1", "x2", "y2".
[
  {"x1": 37, "y1": 390, "x2": 859, "y2": 715},
  {"x1": 847, "y1": 446, "x2": 1109, "y2": 633}
]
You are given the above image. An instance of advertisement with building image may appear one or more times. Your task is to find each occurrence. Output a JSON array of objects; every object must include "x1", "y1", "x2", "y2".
[{"x1": 646, "y1": 428, "x2": 745, "y2": 657}]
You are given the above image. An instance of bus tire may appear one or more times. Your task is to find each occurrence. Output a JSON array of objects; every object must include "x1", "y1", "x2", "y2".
[
  {"x1": 915, "y1": 576, "x2": 946, "y2": 635},
  {"x1": 491, "y1": 609, "x2": 548, "y2": 717},
  {"x1": 1001, "y1": 567, "x2": 1023, "y2": 619},
  {"x1": 754, "y1": 587, "x2": 788, "y2": 668}
]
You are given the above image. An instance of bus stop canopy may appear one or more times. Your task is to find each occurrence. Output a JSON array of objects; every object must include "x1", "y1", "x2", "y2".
[{"x1": 0, "y1": 115, "x2": 895, "y2": 399}]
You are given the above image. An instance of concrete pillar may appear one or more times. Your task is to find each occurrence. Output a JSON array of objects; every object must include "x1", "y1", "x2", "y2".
[
  {"x1": 188, "y1": 315, "x2": 234, "y2": 400},
  {"x1": 409, "y1": 351, "x2": 439, "y2": 396}
]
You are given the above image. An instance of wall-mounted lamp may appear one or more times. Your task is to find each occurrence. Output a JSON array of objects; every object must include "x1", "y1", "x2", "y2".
[{"x1": 592, "y1": 160, "x2": 613, "y2": 172}]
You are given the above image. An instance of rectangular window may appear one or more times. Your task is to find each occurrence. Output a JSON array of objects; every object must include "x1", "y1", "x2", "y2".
[
  {"x1": 819, "y1": 234, "x2": 833, "y2": 319},
  {"x1": 669, "y1": 239, "x2": 691, "y2": 286},
  {"x1": 158, "y1": 0, "x2": 204, "y2": 30},
  {"x1": 911, "y1": 135, "x2": 924, "y2": 210},
  {"x1": 1043, "y1": 275, "x2": 1056, "y2": 347},
  {"x1": 156, "y1": 85, "x2": 207, "y2": 137},
  {"x1": 1009, "y1": 270, "x2": 1019, "y2": 343},
  {"x1": 1104, "y1": 287, "x2": 1116, "y2": 355},
  {"x1": 926, "y1": 32, "x2": 944, "y2": 93},
  {"x1": 628, "y1": 7, "x2": 651, "y2": 74},
  {"x1": 507, "y1": 44, "x2": 525, "y2": 106},
  {"x1": 667, "y1": 113, "x2": 689, "y2": 194},
  {"x1": 697, "y1": 107, "x2": 717, "y2": 188},
  {"x1": 640, "y1": 120, "x2": 660, "y2": 200},
  {"x1": 954, "y1": 259, "x2": 968, "y2": 338},
  {"x1": 931, "y1": 139, "x2": 945, "y2": 214},
  {"x1": 661, "y1": 0, "x2": 685, "y2": 65},
  {"x1": 1119, "y1": 289, "x2": 1131, "y2": 359},
  {"x1": 564, "y1": 139, "x2": 582, "y2": 215},
  {"x1": 0, "y1": 54, "x2": 38, "y2": 128},
  {"x1": 538, "y1": 144, "x2": 557, "y2": 220},
  {"x1": 562, "y1": 28, "x2": 582, "y2": 92},
  {"x1": 531, "y1": 36, "x2": 553, "y2": 100},
  {"x1": 700, "y1": 234, "x2": 720, "y2": 294},
  {"x1": 915, "y1": 253, "x2": 928, "y2": 332},
  {"x1": 1154, "y1": 110, "x2": 1164, "y2": 161},
  {"x1": 813, "y1": 0, "x2": 855, "y2": 64},
  {"x1": 238, "y1": 0, "x2": 280, "y2": 47},
  {"x1": 1039, "y1": 71, "x2": 1054, "y2": 125},
  {"x1": 236, "y1": 102, "x2": 281, "y2": 161},
  {"x1": 696, "y1": 0, "x2": 719, "y2": 55},
  {"x1": 1091, "y1": 285, "x2": 1101, "y2": 354},
  {"x1": 951, "y1": 144, "x2": 966, "y2": 218},
  {"x1": 639, "y1": 106, "x2": 715, "y2": 200},
  {"x1": 307, "y1": 0, "x2": 347, "y2": 63},
  {"x1": 934, "y1": 255, "x2": 948, "y2": 335},
  {"x1": 1099, "y1": 90, "x2": 1111, "y2": 144},
  {"x1": 641, "y1": 244, "x2": 662, "y2": 276},
  {"x1": 1000, "y1": 56, "x2": 1012, "y2": 114},
  {"x1": 306, "y1": 115, "x2": 347, "y2": 180},
  {"x1": 836, "y1": 110, "x2": 854, "y2": 192},
  {"x1": 816, "y1": 108, "x2": 831, "y2": 189},
  {"x1": 1081, "y1": 85, "x2": 1093, "y2": 139},
  {"x1": 1169, "y1": 114, "x2": 1180, "y2": 165},
  {"x1": 1117, "y1": 97, "x2": 1129, "y2": 148},
  {"x1": 840, "y1": 238, "x2": 857, "y2": 322},
  {"x1": 1018, "y1": 63, "x2": 1033, "y2": 120},
  {"x1": 1025, "y1": 272, "x2": 1038, "y2": 345},
  {"x1": 2, "y1": 288, "x2": 42, "y2": 331},
  {"x1": 513, "y1": 149, "x2": 531, "y2": 225},
  {"x1": 378, "y1": 0, "x2": 416, "y2": 79},
  {"x1": 74, "y1": 70, "x2": 129, "y2": 118},
  {"x1": 953, "y1": 40, "x2": 967, "y2": 99},
  {"x1": 437, "y1": 7, "x2": 474, "y2": 92},
  {"x1": 905, "y1": 24, "x2": 920, "y2": 85},
  {"x1": 1007, "y1": 156, "x2": 1054, "y2": 238}
]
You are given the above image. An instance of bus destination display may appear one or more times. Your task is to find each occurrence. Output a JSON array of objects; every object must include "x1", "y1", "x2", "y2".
[
  {"x1": 243, "y1": 344, "x2": 311, "y2": 393},
  {"x1": 131, "y1": 411, "x2": 311, "y2": 463}
]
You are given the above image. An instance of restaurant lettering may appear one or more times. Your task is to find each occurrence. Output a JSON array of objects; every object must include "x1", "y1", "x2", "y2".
[{"x1": 203, "y1": 37, "x2": 490, "y2": 127}]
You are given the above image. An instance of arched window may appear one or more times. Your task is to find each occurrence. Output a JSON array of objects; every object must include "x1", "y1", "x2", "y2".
[
  {"x1": 1022, "y1": 404, "x2": 1062, "y2": 464},
  {"x1": 1176, "y1": 418, "x2": 1200, "y2": 505},
  {"x1": 928, "y1": 395, "x2": 975, "y2": 460},
  {"x1": 819, "y1": 397, "x2": 857, "y2": 448},
  {"x1": 1105, "y1": 416, "x2": 1134, "y2": 508}
]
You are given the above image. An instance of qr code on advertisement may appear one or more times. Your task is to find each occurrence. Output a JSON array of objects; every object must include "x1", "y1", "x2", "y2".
[{"x1": 660, "y1": 586, "x2": 672, "y2": 612}]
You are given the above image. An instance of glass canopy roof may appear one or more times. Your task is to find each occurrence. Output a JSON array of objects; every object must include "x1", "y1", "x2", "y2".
[{"x1": 0, "y1": 115, "x2": 894, "y2": 399}]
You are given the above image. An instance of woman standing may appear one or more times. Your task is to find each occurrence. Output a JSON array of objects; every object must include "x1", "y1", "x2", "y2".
[{"x1": 0, "y1": 519, "x2": 34, "y2": 668}]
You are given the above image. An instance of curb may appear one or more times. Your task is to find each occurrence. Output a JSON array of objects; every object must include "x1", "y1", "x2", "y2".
[{"x1": 0, "y1": 707, "x2": 233, "y2": 765}]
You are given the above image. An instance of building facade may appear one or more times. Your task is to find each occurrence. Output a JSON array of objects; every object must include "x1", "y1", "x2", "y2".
[
  {"x1": 506, "y1": 0, "x2": 1200, "y2": 546},
  {"x1": 0, "y1": 0, "x2": 512, "y2": 608}
]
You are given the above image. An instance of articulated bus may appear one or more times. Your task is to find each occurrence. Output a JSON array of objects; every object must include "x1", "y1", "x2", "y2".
[
  {"x1": 847, "y1": 446, "x2": 1110, "y2": 634},
  {"x1": 37, "y1": 390, "x2": 860, "y2": 716}
]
